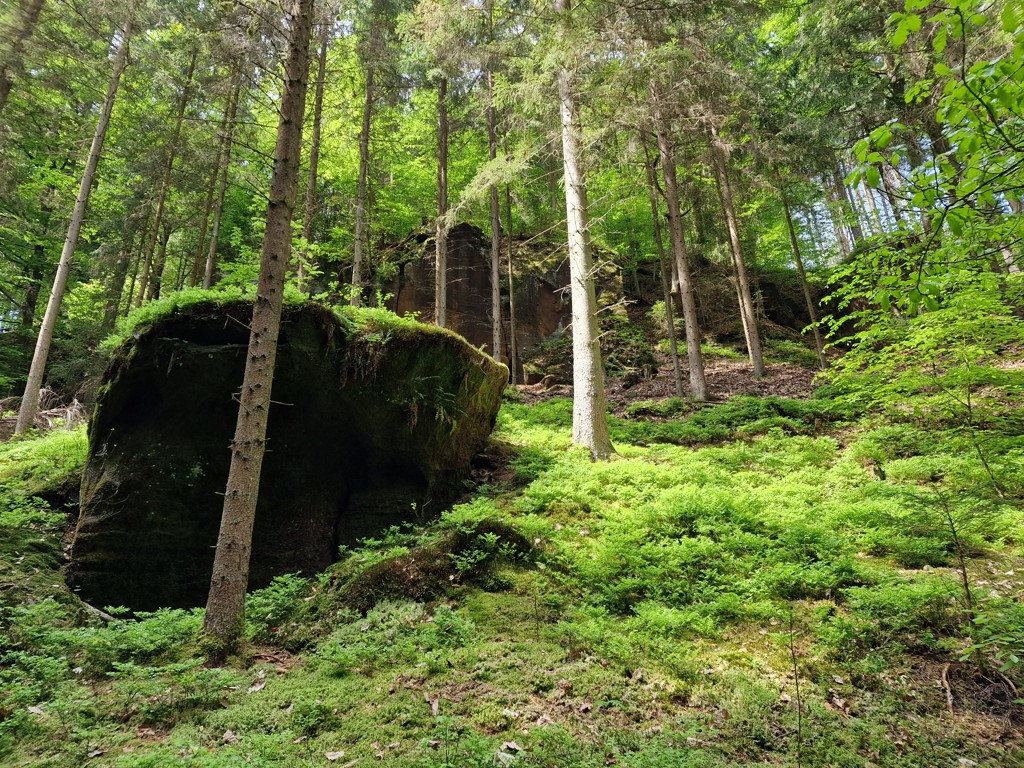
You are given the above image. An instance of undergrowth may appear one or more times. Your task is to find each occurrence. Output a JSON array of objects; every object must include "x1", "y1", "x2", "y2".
[{"x1": 1, "y1": 383, "x2": 1022, "y2": 767}]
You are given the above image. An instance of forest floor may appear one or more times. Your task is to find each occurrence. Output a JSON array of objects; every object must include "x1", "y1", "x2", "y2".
[{"x1": 1, "y1": 345, "x2": 1023, "y2": 768}]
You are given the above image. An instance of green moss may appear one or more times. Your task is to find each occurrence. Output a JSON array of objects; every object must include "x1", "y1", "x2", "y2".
[
  {"x1": 0, "y1": 426, "x2": 87, "y2": 501},
  {"x1": 77, "y1": 298, "x2": 507, "y2": 611}
]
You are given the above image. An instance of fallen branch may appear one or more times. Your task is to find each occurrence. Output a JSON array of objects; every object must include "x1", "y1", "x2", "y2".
[{"x1": 941, "y1": 663, "x2": 954, "y2": 715}]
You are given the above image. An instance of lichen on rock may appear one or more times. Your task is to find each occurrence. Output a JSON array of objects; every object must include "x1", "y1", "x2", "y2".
[{"x1": 71, "y1": 297, "x2": 507, "y2": 611}]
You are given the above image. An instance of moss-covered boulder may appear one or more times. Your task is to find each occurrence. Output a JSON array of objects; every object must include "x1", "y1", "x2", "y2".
[{"x1": 70, "y1": 299, "x2": 507, "y2": 611}]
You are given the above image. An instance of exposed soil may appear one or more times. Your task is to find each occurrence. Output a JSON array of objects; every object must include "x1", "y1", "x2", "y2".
[{"x1": 517, "y1": 351, "x2": 823, "y2": 414}]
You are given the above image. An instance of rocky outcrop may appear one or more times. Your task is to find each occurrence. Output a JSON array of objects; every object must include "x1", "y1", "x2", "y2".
[
  {"x1": 386, "y1": 223, "x2": 575, "y2": 382},
  {"x1": 70, "y1": 299, "x2": 507, "y2": 611}
]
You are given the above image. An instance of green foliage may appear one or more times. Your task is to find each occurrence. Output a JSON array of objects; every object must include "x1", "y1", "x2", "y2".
[
  {"x1": 762, "y1": 338, "x2": 822, "y2": 369},
  {"x1": 966, "y1": 598, "x2": 1024, "y2": 675},
  {"x1": 100, "y1": 287, "x2": 258, "y2": 353},
  {"x1": 0, "y1": 425, "x2": 88, "y2": 497},
  {"x1": 245, "y1": 574, "x2": 310, "y2": 643},
  {"x1": 2, "y1": 350, "x2": 1021, "y2": 766}
]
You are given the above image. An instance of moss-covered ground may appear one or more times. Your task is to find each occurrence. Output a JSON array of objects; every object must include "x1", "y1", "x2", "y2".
[{"x1": 2, "y1": 379, "x2": 1023, "y2": 767}]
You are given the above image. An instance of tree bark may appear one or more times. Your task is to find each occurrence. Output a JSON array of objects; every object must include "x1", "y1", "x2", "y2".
[
  {"x1": 829, "y1": 186, "x2": 852, "y2": 258},
  {"x1": 710, "y1": 135, "x2": 765, "y2": 378},
  {"x1": 0, "y1": 0, "x2": 46, "y2": 118},
  {"x1": 781, "y1": 186, "x2": 826, "y2": 369},
  {"x1": 350, "y1": 66, "x2": 374, "y2": 306},
  {"x1": 203, "y1": 84, "x2": 241, "y2": 289},
  {"x1": 149, "y1": 223, "x2": 172, "y2": 300},
  {"x1": 881, "y1": 164, "x2": 905, "y2": 224},
  {"x1": 136, "y1": 50, "x2": 198, "y2": 305},
  {"x1": 859, "y1": 177, "x2": 884, "y2": 234},
  {"x1": 434, "y1": 77, "x2": 449, "y2": 327},
  {"x1": 16, "y1": 4, "x2": 136, "y2": 435},
  {"x1": 505, "y1": 185, "x2": 519, "y2": 384},
  {"x1": 487, "y1": 70, "x2": 503, "y2": 363},
  {"x1": 21, "y1": 256, "x2": 42, "y2": 329},
  {"x1": 650, "y1": 87, "x2": 706, "y2": 400},
  {"x1": 642, "y1": 143, "x2": 683, "y2": 398},
  {"x1": 189, "y1": 87, "x2": 237, "y2": 287},
  {"x1": 203, "y1": 0, "x2": 315, "y2": 658},
  {"x1": 102, "y1": 236, "x2": 134, "y2": 332},
  {"x1": 299, "y1": 24, "x2": 329, "y2": 294},
  {"x1": 554, "y1": 0, "x2": 612, "y2": 458},
  {"x1": 832, "y1": 159, "x2": 864, "y2": 245}
]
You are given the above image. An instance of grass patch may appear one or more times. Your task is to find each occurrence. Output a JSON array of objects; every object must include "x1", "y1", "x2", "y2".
[{"x1": 1, "y1": 390, "x2": 1021, "y2": 767}]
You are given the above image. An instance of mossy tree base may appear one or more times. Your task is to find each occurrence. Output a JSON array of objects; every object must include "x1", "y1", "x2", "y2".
[{"x1": 71, "y1": 300, "x2": 507, "y2": 611}]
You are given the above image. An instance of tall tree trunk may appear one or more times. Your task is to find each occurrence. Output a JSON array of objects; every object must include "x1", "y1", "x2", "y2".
[
  {"x1": 434, "y1": 77, "x2": 449, "y2": 327},
  {"x1": 781, "y1": 186, "x2": 826, "y2": 369},
  {"x1": 16, "y1": 4, "x2": 136, "y2": 434},
  {"x1": 189, "y1": 87, "x2": 237, "y2": 287},
  {"x1": 859, "y1": 177, "x2": 884, "y2": 234},
  {"x1": 832, "y1": 159, "x2": 864, "y2": 245},
  {"x1": 487, "y1": 70, "x2": 503, "y2": 363},
  {"x1": 123, "y1": 253, "x2": 140, "y2": 315},
  {"x1": 710, "y1": 135, "x2": 765, "y2": 378},
  {"x1": 650, "y1": 87, "x2": 706, "y2": 400},
  {"x1": 149, "y1": 223, "x2": 172, "y2": 300},
  {"x1": 881, "y1": 164, "x2": 905, "y2": 224},
  {"x1": 203, "y1": 84, "x2": 241, "y2": 289},
  {"x1": 642, "y1": 144, "x2": 683, "y2": 398},
  {"x1": 827, "y1": 180, "x2": 852, "y2": 258},
  {"x1": 350, "y1": 66, "x2": 374, "y2": 306},
  {"x1": 21, "y1": 255, "x2": 42, "y2": 329},
  {"x1": 0, "y1": 0, "x2": 45, "y2": 118},
  {"x1": 203, "y1": 0, "x2": 315, "y2": 658},
  {"x1": 137, "y1": 50, "x2": 198, "y2": 305},
  {"x1": 554, "y1": 0, "x2": 612, "y2": 458},
  {"x1": 299, "y1": 24, "x2": 329, "y2": 293},
  {"x1": 505, "y1": 186, "x2": 519, "y2": 384},
  {"x1": 189, "y1": 155, "x2": 221, "y2": 287},
  {"x1": 102, "y1": 235, "x2": 134, "y2": 331}
]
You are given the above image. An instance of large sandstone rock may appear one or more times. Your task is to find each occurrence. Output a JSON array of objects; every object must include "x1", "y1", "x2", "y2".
[
  {"x1": 71, "y1": 299, "x2": 507, "y2": 611},
  {"x1": 385, "y1": 223, "x2": 574, "y2": 380}
]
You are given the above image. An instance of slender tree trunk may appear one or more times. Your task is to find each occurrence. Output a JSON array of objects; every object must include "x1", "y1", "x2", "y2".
[
  {"x1": 859, "y1": 177, "x2": 884, "y2": 234},
  {"x1": 299, "y1": 25, "x2": 329, "y2": 293},
  {"x1": 21, "y1": 257, "x2": 42, "y2": 329},
  {"x1": 881, "y1": 164, "x2": 905, "y2": 224},
  {"x1": 189, "y1": 155, "x2": 221, "y2": 287},
  {"x1": 505, "y1": 186, "x2": 519, "y2": 384},
  {"x1": 642, "y1": 144, "x2": 683, "y2": 398},
  {"x1": 806, "y1": 206, "x2": 824, "y2": 260},
  {"x1": 350, "y1": 66, "x2": 374, "y2": 306},
  {"x1": 832, "y1": 159, "x2": 864, "y2": 244},
  {"x1": 0, "y1": 0, "x2": 45, "y2": 118},
  {"x1": 102, "y1": 235, "x2": 134, "y2": 331},
  {"x1": 781, "y1": 187, "x2": 826, "y2": 369},
  {"x1": 710, "y1": 135, "x2": 765, "y2": 378},
  {"x1": 554, "y1": 0, "x2": 612, "y2": 458},
  {"x1": 123, "y1": 253, "x2": 140, "y2": 315},
  {"x1": 827, "y1": 181, "x2": 852, "y2": 258},
  {"x1": 15, "y1": 6, "x2": 136, "y2": 434},
  {"x1": 203, "y1": 0, "x2": 315, "y2": 658},
  {"x1": 135, "y1": 221, "x2": 155, "y2": 306},
  {"x1": 149, "y1": 224, "x2": 172, "y2": 300},
  {"x1": 875, "y1": 174, "x2": 896, "y2": 228},
  {"x1": 137, "y1": 50, "x2": 198, "y2": 305},
  {"x1": 189, "y1": 88, "x2": 237, "y2": 287},
  {"x1": 487, "y1": 70, "x2": 503, "y2": 363},
  {"x1": 203, "y1": 84, "x2": 241, "y2": 289},
  {"x1": 434, "y1": 77, "x2": 449, "y2": 327},
  {"x1": 650, "y1": 89, "x2": 706, "y2": 400}
]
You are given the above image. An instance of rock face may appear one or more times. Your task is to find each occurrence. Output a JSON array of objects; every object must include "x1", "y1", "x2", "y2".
[
  {"x1": 71, "y1": 300, "x2": 507, "y2": 611},
  {"x1": 386, "y1": 223, "x2": 573, "y2": 381}
]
